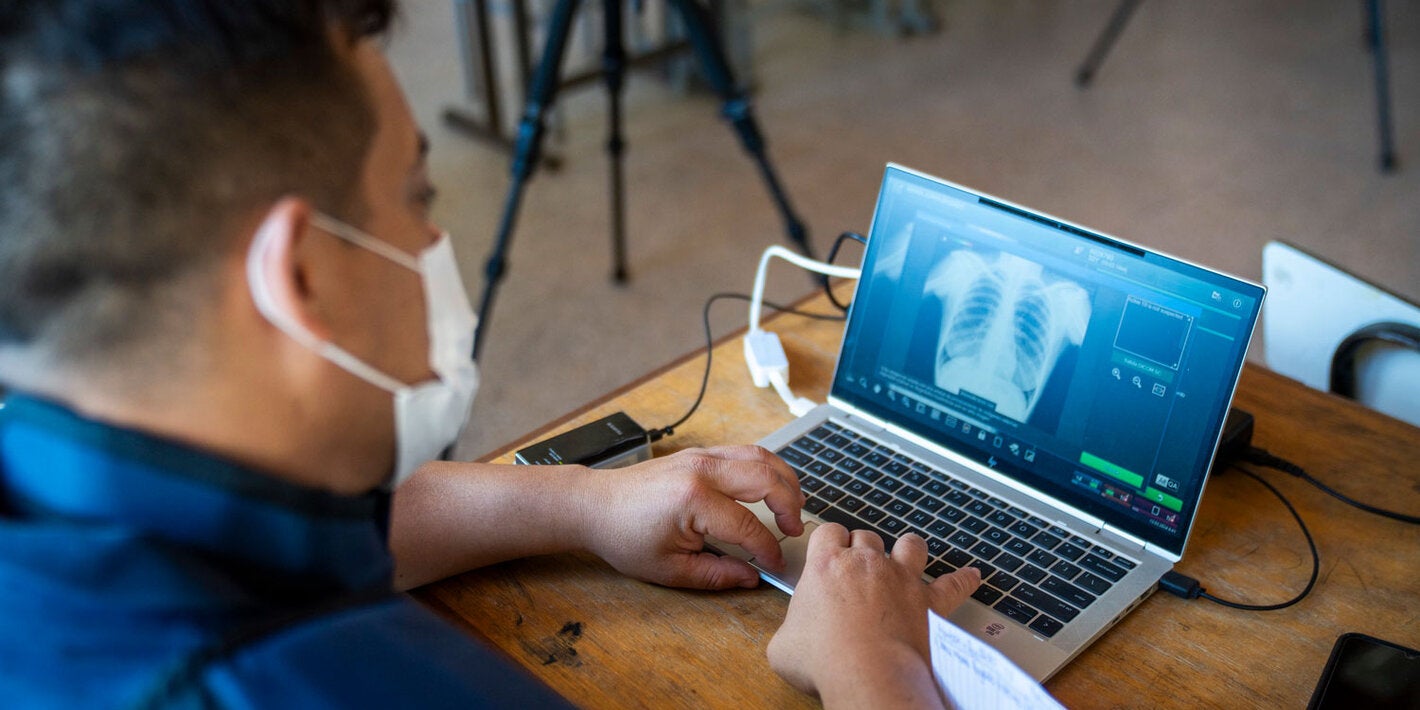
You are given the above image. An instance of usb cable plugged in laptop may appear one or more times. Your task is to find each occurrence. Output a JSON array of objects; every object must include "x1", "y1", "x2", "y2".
[{"x1": 1159, "y1": 408, "x2": 1320, "y2": 611}]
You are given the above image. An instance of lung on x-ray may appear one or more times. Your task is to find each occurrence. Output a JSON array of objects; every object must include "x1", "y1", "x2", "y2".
[{"x1": 923, "y1": 248, "x2": 1091, "y2": 423}]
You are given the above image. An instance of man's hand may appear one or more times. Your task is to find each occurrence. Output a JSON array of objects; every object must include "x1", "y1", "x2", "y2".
[
  {"x1": 767, "y1": 524, "x2": 981, "y2": 708},
  {"x1": 578, "y1": 445, "x2": 805, "y2": 590}
]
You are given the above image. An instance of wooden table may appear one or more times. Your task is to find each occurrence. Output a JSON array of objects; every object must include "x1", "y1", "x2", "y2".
[{"x1": 412, "y1": 292, "x2": 1420, "y2": 708}]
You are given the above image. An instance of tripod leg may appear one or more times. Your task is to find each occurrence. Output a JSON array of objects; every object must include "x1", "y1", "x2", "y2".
[
  {"x1": 475, "y1": 0, "x2": 583, "y2": 359},
  {"x1": 663, "y1": 0, "x2": 816, "y2": 261},
  {"x1": 1075, "y1": 0, "x2": 1143, "y2": 87},
  {"x1": 603, "y1": 0, "x2": 630, "y2": 282},
  {"x1": 1367, "y1": 0, "x2": 1397, "y2": 173}
]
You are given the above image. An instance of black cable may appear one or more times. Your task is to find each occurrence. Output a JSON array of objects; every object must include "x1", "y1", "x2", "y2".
[
  {"x1": 1159, "y1": 466, "x2": 1319, "y2": 611},
  {"x1": 648, "y1": 293, "x2": 845, "y2": 441},
  {"x1": 822, "y1": 231, "x2": 867, "y2": 313},
  {"x1": 1244, "y1": 446, "x2": 1420, "y2": 525}
]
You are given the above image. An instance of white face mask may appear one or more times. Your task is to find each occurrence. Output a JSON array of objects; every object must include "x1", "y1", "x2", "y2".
[{"x1": 246, "y1": 212, "x2": 480, "y2": 489}]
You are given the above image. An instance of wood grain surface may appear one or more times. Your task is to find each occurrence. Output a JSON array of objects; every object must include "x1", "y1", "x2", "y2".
[{"x1": 411, "y1": 292, "x2": 1420, "y2": 709}]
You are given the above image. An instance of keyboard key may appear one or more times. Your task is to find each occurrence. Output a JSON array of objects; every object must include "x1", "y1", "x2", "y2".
[
  {"x1": 1013, "y1": 585, "x2": 1080, "y2": 623},
  {"x1": 926, "y1": 560, "x2": 956, "y2": 578},
  {"x1": 971, "y1": 541, "x2": 1001, "y2": 560},
  {"x1": 879, "y1": 477, "x2": 903, "y2": 493},
  {"x1": 1006, "y1": 505, "x2": 1026, "y2": 517},
  {"x1": 927, "y1": 520, "x2": 956, "y2": 538},
  {"x1": 1069, "y1": 535, "x2": 1092, "y2": 549},
  {"x1": 1041, "y1": 575, "x2": 1097, "y2": 609},
  {"x1": 989, "y1": 572, "x2": 1021, "y2": 592},
  {"x1": 801, "y1": 477, "x2": 825, "y2": 492},
  {"x1": 778, "y1": 447, "x2": 812, "y2": 467},
  {"x1": 807, "y1": 426, "x2": 833, "y2": 441},
  {"x1": 944, "y1": 490, "x2": 972, "y2": 506},
  {"x1": 1091, "y1": 545, "x2": 1115, "y2": 560},
  {"x1": 939, "y1": 507, "x2": 967, "y2": 523},
  {"x1": 859, "y1": 507, "x2": 886, "y2": 523},
  {"x1": 995, "y1": 553, "x2": 1024, "y2": 573},
  {"x1": 885, "y1": 461, "x2": 910, "y2": 476},
  {"x1": 1079, "y1": 554, "x2": 1127, "y2": 582},
  {"x1": 820, "y1": 486, "x2": 845, "y2": 502},
  {"x1": 1052, "y1": 561, "x2": 1082, "y2": 580},
  {"x1": 841, "y1": 458, "x2": 865, "y2": 474},
  {"x1": 856, "y1": 467, "x2": 883, "y2": 483},
  {"x1": 865, "y1": 489, "x2": 891, "y2": 506},
  {"x1": 886, "y1": 500, "x2": 913, "y2": 518},
  {"x1": 919, "y1": 496, "x2": 946, "y2": 513},
  {"x1": 827, "y1": 470, "x2": 851, "y2": 486},
  {"x1": 1003, "y1": 539, "x2": 1033, "y2": 557},
  {"x1": 804, "y1": 498, "x2": 828, "y2": 514},
  {"x1": 960, "y1": 517, "x2": 989, "y2": 534},
  {"x1": 1026, "y1": 549, "x2": 1058, "y2": 568},
  {"x1": 1032, "y1": 531, "x2": 1062, "y2": 549},
  {"x1": 1026, "y1": 515, "x2": 1048, "y2": 527},
  {"x1": 904, "y1": 470, "x2": 929, "y2": 486},
  {"x1": 947, "y1": 479, "x2": 968, "y2": 491},
  {"x1": 995, "y1": 596, "x2": 1037, "y2": 624},
  {"x1": 793, "y1": 439, "x2": 826, "y2": 455},
  {"x1": 1077, "y1": 571, "x2": 1113, "y2": 595},
  {"x1": 845, "y1": 479, "x2": 871, "y2": 496},
  {"x1": 807, "y1": 461, "x2": 833, "y2": 477},
  {"x1": 845, "y1": 443, "x2": 871, "y2": 458},
  {"x1": 965, "y1": 500, "x2": 993, "y2": 517},
  {"x1": 981, "y1": 527, "x2": 1011, "y2": 545},
  {"x1": 839, "y1": 496, "x2": 864, "y2": 513},
  {"x1": 967, "y1": 560, "x2": 997, "y2": 579},
  {"x1": 987, "y1": 496, "x2": 1007, "y2": 508},
  {"x1": 820, "y1": 449, "x2": 845, "y2": 464},
  {"x1": 1017, "y1": 564, "x2": 1047, "y2": 584},
  {"x1": 1055, "y1": 543, "x2": 1087, "y2": 562},
  {"x1": 927, "y1": 538, "x2": 950, "y2": 557},
  {"x1": 986, "y1": 510, "x2": 1016, "y2": 528},
  {"x1": 1029, "y1": 615, "x2": 1064, "y2": 638},
  {"x1": 826, "y1": 434, "x2": 852, "y2": 449},
  {"x1": 1115, "y1": 556, "x2": 1138, "y2": 570},
  {"x1": 864, "y1": 452, "x2": 890, "y2": 467},
  {"x1": 1008, "y1": 521, "x2": 1039, "y2": 538},
  {"x1": 947, "y1": 530, "x2": 976, "y2": 549},
  {"x1": 899, "y1": 486, "x2": 924, "y2": 503},
  {"x1": 881, "y1": 517, "x2": 907, "y2": 535},
  {"x1": 971, "y1": 585, "x2": 1003, "y2": 605},
  {"x1": 905, "y1": 509, "x2": 933, "y2": 526},
  {"x1": 925, "y1": 480, "x2": 949, "y2": 496},
  {"x1": 944, "y1": 549, "x2": 973, "y2": 568}
]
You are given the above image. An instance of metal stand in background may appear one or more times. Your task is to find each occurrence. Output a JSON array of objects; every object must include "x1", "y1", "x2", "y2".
[
  {"x1": 471, "y1": 0, "x2": 814, "y2": 360},
  {"x1": 1073, "y1": 0, "x2": 1399, "y2": 174}
]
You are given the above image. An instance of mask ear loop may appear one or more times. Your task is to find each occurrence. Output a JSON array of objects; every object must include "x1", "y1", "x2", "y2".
[{"x1": 245, "y1": 213, "x2": 406, "y2": 394}]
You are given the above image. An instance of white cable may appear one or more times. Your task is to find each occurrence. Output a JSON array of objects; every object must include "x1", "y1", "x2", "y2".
[
  {"x1": 748, "y1": 245, "x2": 861, "y2": 333},
  {"x1": 743, "y1": 245, "x2": 861, "y2": 416}
]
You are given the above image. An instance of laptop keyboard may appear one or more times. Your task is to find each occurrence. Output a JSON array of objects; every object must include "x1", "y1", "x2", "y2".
[{"x1": 777, "y1": 420, "x2": 1138, "y2": 639}]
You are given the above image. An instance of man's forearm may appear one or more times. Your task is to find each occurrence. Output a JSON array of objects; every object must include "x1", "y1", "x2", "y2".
[{"x1": 388, "y1": 460, "x2": 598, "y2": 590}]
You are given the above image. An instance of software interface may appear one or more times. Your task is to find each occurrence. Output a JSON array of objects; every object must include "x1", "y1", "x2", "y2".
[{"x1": 834, "y1": 169, "x2": 1262, "y2": 552}]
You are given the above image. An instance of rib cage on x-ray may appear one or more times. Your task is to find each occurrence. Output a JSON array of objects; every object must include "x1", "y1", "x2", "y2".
[{"x1": 924, "y1": 251, "x2": 1091, "y2": 422}]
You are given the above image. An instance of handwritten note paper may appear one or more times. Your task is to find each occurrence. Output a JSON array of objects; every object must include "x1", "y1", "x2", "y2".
[{"x1": 928, "y1": 611, "x2": 1065, "y2": 710}]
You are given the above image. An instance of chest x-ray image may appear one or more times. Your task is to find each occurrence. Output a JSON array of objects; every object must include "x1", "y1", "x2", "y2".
[{"x1": 923, "y1": 249, "x2": 1091, "y2": 423}]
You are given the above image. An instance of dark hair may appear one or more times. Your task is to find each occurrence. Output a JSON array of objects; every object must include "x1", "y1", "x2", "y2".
[{"x1": 0, "y1": 0, "x2": 396, "y2": 363}]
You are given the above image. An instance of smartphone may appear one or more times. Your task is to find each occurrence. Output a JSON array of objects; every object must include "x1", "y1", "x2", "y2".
[{"x1": 1308, "y1": 632, "x2": 1420, "y2": 709}]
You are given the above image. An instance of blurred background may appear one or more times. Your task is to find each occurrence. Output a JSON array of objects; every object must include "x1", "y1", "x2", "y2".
[{"x1": 384, "y1": 0, "x2": 1418, "y2": 458}]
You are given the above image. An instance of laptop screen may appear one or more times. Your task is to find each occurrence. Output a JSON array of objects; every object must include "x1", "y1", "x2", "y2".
[{"x1": 831, "y1": 165, "x2": 1263, "y2": 556}]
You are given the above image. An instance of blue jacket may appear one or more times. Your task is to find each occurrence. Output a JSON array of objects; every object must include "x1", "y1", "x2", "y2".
[{"x1": 0, "y1": 394, "x2": 573, "y2": 709}]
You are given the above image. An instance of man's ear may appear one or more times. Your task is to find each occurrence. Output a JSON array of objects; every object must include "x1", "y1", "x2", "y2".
[{"x1": 245, "y1": 197, "x2": 332, "y2": 345}]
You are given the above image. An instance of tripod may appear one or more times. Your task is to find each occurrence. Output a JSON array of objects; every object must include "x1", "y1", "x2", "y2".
[{"x1": 472, "y1": 0, "x2": 815, "y2": 359}]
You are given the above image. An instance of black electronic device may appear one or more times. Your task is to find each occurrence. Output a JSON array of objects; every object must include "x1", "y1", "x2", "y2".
[
  {"x1": 1308, "y1": 633, "x2": 1420, "y2": 709},
  {"x1": 514, "y1": 411, "x2": 652, "y2": 469}
]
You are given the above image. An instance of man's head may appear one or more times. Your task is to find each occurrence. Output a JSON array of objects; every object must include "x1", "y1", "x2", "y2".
[
  {"x1": 0, "y1": 1, "x2": 458, "y2": 492},
  {"x1": 0, "y1": 0, "x2": 393, "y2": 371}
]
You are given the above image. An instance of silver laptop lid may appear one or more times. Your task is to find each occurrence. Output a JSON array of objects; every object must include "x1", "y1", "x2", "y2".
[{"x1": 829, "y1": 164, "x2": 1263, "y2": 558}]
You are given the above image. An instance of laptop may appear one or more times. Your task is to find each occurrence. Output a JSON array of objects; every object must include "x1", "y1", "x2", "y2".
[{"x1": 713, "y1": 164, "x2": 1264, "y2": 681}]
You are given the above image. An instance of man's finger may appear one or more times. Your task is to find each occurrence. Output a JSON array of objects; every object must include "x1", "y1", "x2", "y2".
[
  {"x1": 673, "y1": 550, "x2": 762, "y2": 590},
  {"x1": 680, "y1": 451, "x2": 806, "y2": 538},
  {"x1": 693, "y1": 496, "x2": 787, "y2": 571},
  {"x1": 890, "y1": 533, "x2": 929, "y2": 572},
  {"x1": 929, "y1": 566, "x2": 982, "y2": 613},
  {"x1": 848, "y1": 528, "x2": 886, "y2": 553},
  {"x1": 806, "y1": 521, "x2": 851, "y2": 555}
]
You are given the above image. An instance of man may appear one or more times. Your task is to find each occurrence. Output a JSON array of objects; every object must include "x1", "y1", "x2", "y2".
[{"x1": 0, "y1": 1, "x2": 979, "y2": 707}]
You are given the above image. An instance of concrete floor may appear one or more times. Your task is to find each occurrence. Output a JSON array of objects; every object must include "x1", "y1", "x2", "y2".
[{"x1": 386, "y1": 0, "x2": 1418, "y2": 459}]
